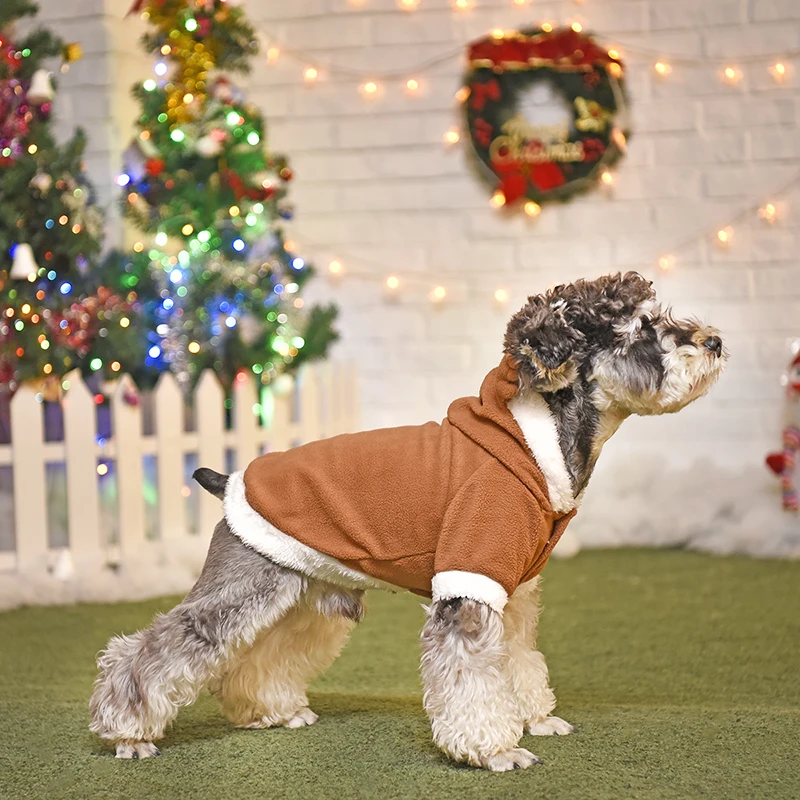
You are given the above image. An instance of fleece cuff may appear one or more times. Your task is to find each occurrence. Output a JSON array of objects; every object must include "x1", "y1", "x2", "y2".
[{"x1": 431, "y1": 570, "x2": 508, "y2": 614}]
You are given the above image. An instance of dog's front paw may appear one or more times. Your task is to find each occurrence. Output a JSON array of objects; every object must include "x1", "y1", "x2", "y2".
[
  {"x1": 115, "y1": 740, "x2": 161, "y2": 759},
  {"x1": 526, "y1": 716, "x2": 574, "y2": 736},
  {"x1": 482, "y1": 747, "x2": 542, "y2": 772},
  {"x1": 283, "y1": 707, "x2": 318, "y2": 728}
]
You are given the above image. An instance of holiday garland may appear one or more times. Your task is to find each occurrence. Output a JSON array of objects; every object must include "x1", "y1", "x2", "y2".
[{"x1": 463, "y1": 27, "x2": 630, "y2": 207}]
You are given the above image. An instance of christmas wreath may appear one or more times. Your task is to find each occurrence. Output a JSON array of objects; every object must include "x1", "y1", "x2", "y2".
[{"x1": 463, "y1": 27, "x2": 630, "y2": 208}]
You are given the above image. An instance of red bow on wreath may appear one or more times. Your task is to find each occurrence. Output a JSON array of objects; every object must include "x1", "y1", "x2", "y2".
[
  {"x1": 470, "y1": 80, "x2": 500, "y2": 111},
  {"x1": 492, "y1": 149, "x2": 566, "y2": 203}
]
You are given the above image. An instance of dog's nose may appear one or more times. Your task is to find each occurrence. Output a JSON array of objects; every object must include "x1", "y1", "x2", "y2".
[{"x1": 703, "y1": 336, "x2": 723, "y2": 357}]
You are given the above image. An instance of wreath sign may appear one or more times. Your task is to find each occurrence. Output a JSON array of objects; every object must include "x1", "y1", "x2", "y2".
[{"x1": 464, "y1": 27, "x2": 630, "y2": 208}]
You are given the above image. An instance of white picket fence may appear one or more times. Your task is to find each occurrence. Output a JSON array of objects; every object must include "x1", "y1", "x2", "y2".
[{"x1": 0, "y1": 363, "x2": 358, "y2": 609}]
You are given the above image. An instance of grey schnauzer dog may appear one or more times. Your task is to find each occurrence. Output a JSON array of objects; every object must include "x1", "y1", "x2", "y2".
[{"x1": 90, "y1": 273, "x2": 726, "y2": 770}]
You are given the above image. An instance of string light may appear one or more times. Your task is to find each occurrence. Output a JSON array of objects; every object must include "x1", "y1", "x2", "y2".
[
  {"x1": 443, "y1": 129, "x2": 460, "y2": 145},
  {"x1": 329, "y1": 259, "x2": 343, "y2": 275},
  {"x1": 723, "y1": 66, "x2": 742, "y2": 84},
  {"x1": 716, "y1": 226, "x2": 733, "y2": 246},
  {"x1": 571, "y1": 22, "x2": 583, "y2": 32},
  {"x1": 770, "y1": 62, "x2": 786, "y2": 82},
  {"x1": 541, "y1": 23, "x2": 553, "y2": 32},
  {"x1": 491, "y1": 29, "x2": 505, "y2": 40},
  {"x1": 759, "y1": 202, "x2": 778, "y2": 223},
  {"x1": 304, "y1": 67, "x2": 318, "y2": 83},
  {"x1": 494, "y1": 289, "x2": 509, "y2": 303},
  {"x1": 658, "y1": 255, "x2": 675, "y2": 271},
  {"x1": 405, "y1": 78, "x2": 420, "y2": 93},
  {"x1": 608, "y1": 49, "x2": 621, "y2": 60},
  {"x1": 453, "y1": 0, "x2": 472, "y2": 9},
  {"x1": 432, "y1": 286, "x2": 447, "y2": 302},
  {"x1": 267, "y1": 46, "x2": 280, "y2": 64},
  {"x1": 386, "y1": 276, "x2": 400, "y2": 290},
  {"x1": 490, "y1": 190, "x2": 506, "y2": 209},
  {"x1": 654, "y1": 61, "x2": 672, "y2": 76},
  {"x1": 360, "y1": 80, "x2": 379, "y2": 96},
  {"x1": 600, "y1": 170, "x2": 614, "y2": 186},
  {"x1": 524, "y1": 201, "x2": 541, "y2": 217},
  {"x1": 399, "y1": 0, "x2": 420, "y2": 8}
]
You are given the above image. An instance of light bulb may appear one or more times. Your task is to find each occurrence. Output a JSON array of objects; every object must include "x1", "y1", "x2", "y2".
[
  {"x1": 541, "y1": 22, "x2": 553, "y2": 32},
  {"x1": 571, "y1": 21, "x2": 583, "y2": 32},
  {"x1": 654, "y1": 61, "x2": 671, "y2": 76},
  {"x1": 444, "y1": 129, "x2": 460, "y2": 145},
  {"x1": 723, "y1": 66, "x2": 742, "y2": 84},
  {"x1": 329, "y1": 259, "x2": 343, "y2": 275},
  {"x1": 770, "y1": 62, "x2": 786, "y2": 82},
  {"x1": 491, "y1": 28, "x2": 505, "y2": 39},
  {"x1": 658, "y1": 255, "x2": 675, "y2": 271},
  {"x1": 490, "y1": 190, "x2": 506, "y2": 208},
  {"x1": 494, "y1": 289, "x2": 509, "y2": 303},
  {"x1": 267, "y1": 47, "x2": 280, "y2": 63},
  {"x1": 608, "y1": 49, "x2": 620, "y2": 60},
  {"x1": 716, "y1": 227, "x2": 733, "y2": 245},
  {"x1": 406, "y1": 78, "x2": 420, "y2": 92},
  {"x1": 524, "y1": 201, "x2": 541, "y2": 217},
  {"x1": 453, "y1": 0, "x2": 471, "y2": 8},
  {"x1": 759, "y1": 203, "x2": 778, "y2": 223},
  {"x1": 601, "y1": 170, "x2": 614, "y2": 186},
  {"x1": 361, "y1": 81, "x2": 378, "y2": 96},
  {"x1": 399, "y1": 0, "x2": 419, "y2": 8},
  {"x1": 304, "y1": 67, "x2": 318, "y2": 83},
  {"x1": 386, "y1": 276, "x2": 400, "y2": 290},
  {"x1": 432, "y1": 286, "x2": 446, "y2": 301}
]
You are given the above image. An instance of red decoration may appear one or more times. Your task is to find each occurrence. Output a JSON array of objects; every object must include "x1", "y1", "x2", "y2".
[
  {"x1": 463, "y1": 27, "x2": 629, "y2": 209},
  {"x1": 146, "y1": 158, "x2": 166, "y2": 177}
]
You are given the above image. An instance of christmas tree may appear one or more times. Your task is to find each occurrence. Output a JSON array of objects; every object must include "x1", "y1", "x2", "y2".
[
  {"x1": 109, "y1": 0, "x2": 338, "y2": 390},
  {"x1": 0, "y1": 0, "x2": 137, "y2": 396}
]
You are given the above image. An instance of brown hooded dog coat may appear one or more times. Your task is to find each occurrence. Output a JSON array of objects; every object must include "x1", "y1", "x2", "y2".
[{"x1": 223, "y1": 356, "x2": 576, "y2": 612}]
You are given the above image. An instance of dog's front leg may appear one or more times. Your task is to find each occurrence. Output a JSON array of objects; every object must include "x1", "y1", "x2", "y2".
[
  {"x1": 420, "y1": 597, "x2": 541, "y2": 771},
  {"x1": 504, "y1": 579, "x2": 573, "y2": 736}
]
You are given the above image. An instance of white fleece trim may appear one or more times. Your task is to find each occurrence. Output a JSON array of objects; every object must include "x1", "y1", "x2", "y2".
[
  {"x1": 508, "y1": 393, "x2": 577, "y2": 514},
  {"x1": 223, "y1": 470, "x2": 394, "y2": 592},
  {"x1": 431, "y1": 570, "x2": 509, "y2": 614}
]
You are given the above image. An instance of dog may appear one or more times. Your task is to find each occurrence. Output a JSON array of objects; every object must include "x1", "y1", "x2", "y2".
[{"x1": 89, "y1": 272, "x2": 726, "y2": 770}]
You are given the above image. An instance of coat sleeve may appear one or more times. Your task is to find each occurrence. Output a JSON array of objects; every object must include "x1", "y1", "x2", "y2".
[{"x1": 432, "y1": 460, "x2": 550, "y2": 613}]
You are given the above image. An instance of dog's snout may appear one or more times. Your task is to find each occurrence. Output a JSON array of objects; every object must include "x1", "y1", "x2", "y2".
[{"x1": 703, "y1": 336, "x2": 723, "y2": 357}]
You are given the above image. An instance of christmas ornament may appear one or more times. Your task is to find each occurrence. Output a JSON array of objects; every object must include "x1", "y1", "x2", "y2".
[
  {"x1": 196, "y1": 133, "x2": 224, "y2": 157},
  {"x1": 766, "y1": 351, "x2": 800, "y2": 511},
  {"x1": 10, "y1": 243, "x2": 38, "y2": 280},
  {"x1": 27, "y1": 69, "x2": 55, "y2": 104},
  {"x1": 28, "y1": 171, "x2": 53, "y2": 195},
  {"x1": 462, "y1": 27, "x2": 630, "y2": 209}
]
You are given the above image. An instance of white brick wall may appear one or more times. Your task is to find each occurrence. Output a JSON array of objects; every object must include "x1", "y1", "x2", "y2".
[{"x1": 32, "y1": 0, "x2": 800, "y2": 476}]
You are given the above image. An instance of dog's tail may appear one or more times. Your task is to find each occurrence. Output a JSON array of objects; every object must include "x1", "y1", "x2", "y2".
[{"x1": 192, "y1": 468, "x2": 229, "y2": 500}]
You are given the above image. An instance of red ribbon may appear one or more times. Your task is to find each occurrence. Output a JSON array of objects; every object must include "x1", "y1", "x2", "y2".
[
  {"x1": 470, "y1": 80, "x2": 500, "y2": 111},
  {"x1": 126, "y1": 0, "x2": 146, "y2": 16}
]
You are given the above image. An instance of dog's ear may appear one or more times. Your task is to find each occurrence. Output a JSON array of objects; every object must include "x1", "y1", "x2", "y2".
[{"x1": 504, "y1": 296, "x2": 583, "y2": 392}]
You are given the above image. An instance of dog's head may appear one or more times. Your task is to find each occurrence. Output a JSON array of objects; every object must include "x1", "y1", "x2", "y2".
[{"x1": 504, "y1": 272, "x2": 726, "y2": 416}]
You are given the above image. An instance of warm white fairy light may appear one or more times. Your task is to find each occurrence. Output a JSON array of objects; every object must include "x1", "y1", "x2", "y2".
[
  {"x1": 304, "y1": 67, "x2": 318, "y2": 83},
  {"x1": 406, "y1": 78, "x2": 420, "y2": 93},
  {"x1": 608, "y1": 48, "x2": 620, "y2": 60},
  {"x1": 600, "y1": 170, "x2": 614, "y2": 186},
  {"x1": 654, "y1": 61, "x2": 672, "y2": 77},
  {"x1": 723, "y1": 66, "x2": 742, "y2": 85},
  {"x1": 328, "y1": 259, "x2": 343, "y2": 275},
  {"x1": 267, "y1": 46, "x2": 279, "y2": 64},
  {"x1": 491, "y1": 28, "x2": 505, "y2": 39},
  {"x1": 716, "y1": 226, "x2": 733, "y2": 246},
  {"x1": 658, "y1": 255, "x2": 675, "y2": 271},
  {"x1": 443, "y1": 129, "x2": 460, "y2": 145},
  {"x1": 494, "y1": 289, "x2": 509, "y2": 303},
  {"x1": 513, "y1": 0, "x2": 529, "y2": 5},
  {"x1": 360, "y1": 80, "x2": 379, "y2": 97},
  {"x1": 399, "y1": 0, "x2": 419, "y2": 8},
  {"x1": 455, "y1": 87, "x2": 470, "y2": 103},
  {"x1": 571, "y1": 21, "x2": 583, "y2": 32},
  {"x1": 432, "y1": 285, "x2": 447, "y2": 302},
  {"x1": 524, "y1": 201, "x2": 541, "y2": 217},
  {"x1": 770, "y1": 62, "x2": 787, "y2": 82},
  {"x1": 453, "y1": 0, "x2": 472, "y2": 9},
  {"x1": 386, "y1": 276, "x2": 400, "y2": 290},
  {"x1": 541, "y1": 22, "x2": 553, "y2": 32},
  {"x1": 490, "y1": 190, "x2": 506, "y2": 209},
  {"x1": 759, "y1": 202, "x2": 778, "y2": 223}
]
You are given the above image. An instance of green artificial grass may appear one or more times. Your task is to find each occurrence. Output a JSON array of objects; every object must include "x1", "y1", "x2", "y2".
[{"x1": 1, "y1": 550, "x2": 798, "y2": 800}]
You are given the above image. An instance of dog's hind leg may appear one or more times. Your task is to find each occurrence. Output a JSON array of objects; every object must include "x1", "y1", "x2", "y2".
[
  {"x1": 504, "y1": 578, "x2": 573, "y2": 736},
  {"x1": 214, "y1": 583, "x2": 363, "y2": 729},
  {"x1": 89, "y1": 520, "x2": 305, "y2": 758},
  {"x1": 421, "y1": 597, "x2": 539, "y2": 771}
]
